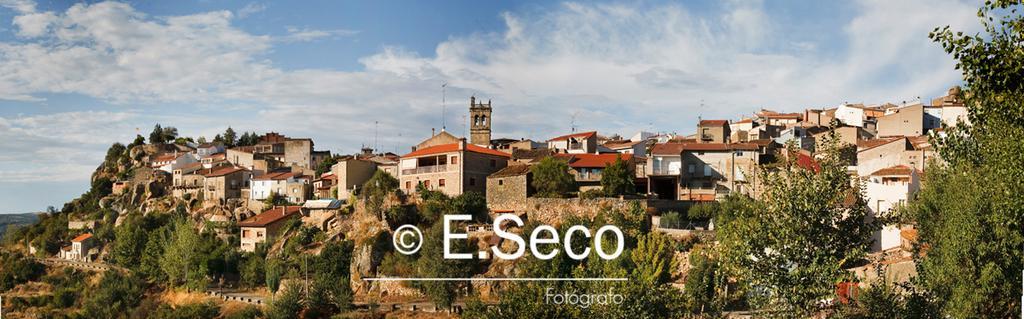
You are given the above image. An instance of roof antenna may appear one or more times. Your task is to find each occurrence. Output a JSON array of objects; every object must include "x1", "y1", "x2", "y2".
[
  {"x1": 441, "y1": 82, "x2": 448, "y2": 131},
  {"x1": 571, "y1": 111, "x2": 581, "y2": 133},
  {"x1": 374, "y1": 121, "x2": 379, "y2": 153}
]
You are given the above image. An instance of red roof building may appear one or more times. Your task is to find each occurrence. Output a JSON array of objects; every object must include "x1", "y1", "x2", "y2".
[{"x1": 239, "y1": 206, "x2": 302, "y2": 252}]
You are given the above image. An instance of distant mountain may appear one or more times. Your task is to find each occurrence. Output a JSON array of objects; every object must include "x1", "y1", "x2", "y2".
[{"x1": 0, "y1": 213, "x2": 41, "y2": 240}]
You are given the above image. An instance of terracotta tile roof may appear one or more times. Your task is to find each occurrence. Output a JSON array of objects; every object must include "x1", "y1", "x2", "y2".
[
  {"x1": 749, "y1": 139, "x2": 776, "y2": 147},
  {"x1": 151, "y1": 153, "x2": 181, "y2": 162},
  {"x1": 547, "y1": 131, "x2": 597, "y2": 142},
  {"x1": 402, "y1": 142, "x2": 510, "y2": 158},
  {"x1": 554, "y1": 153, "x2": 632, "y2": 168},
  {"x1": 489, "y1": 164, "x2": 533, "y2": 178},
  {"x1": 230, "y1": 146, "x2": 255, "y2": 154},
  {"x1": 764, "y1": 113, "x2": 802, "y2": 119},
  {"x1": 870, "y1": 165, "x2": 916, "y2": 176},
  {"x1": 253, "y1": 171, "x2": 301, "y2": 181},
  {"x1": 699, "y1": 120, "x2": 729, "y2": 126},
  {"x1": 602, "y1": 139, "x2": 643, "y2": 149},
  {"x1": 680, "y1": 143, "x2": 759, "y2": 151},
  {"x1": 650, "y1": 143, "x2": 686, "y2": 155},
  {"x1": 856, "y1": 137, "x2": 903, "y2": 152},
  {"x1": 239, "y1": 206, "x2": 302, "y2": 227},
  {"x1": 71, "y1": 233, "x2": 93, "y2": 242},
  {"x1": 203, "y1": 166, "x2": 247, "y2": 177},
  {"x1": 177, "y1": 162, "x2": 204, "y2": 171},
  {"x1": 511, "y1": 148, "x2": 553, "y2": 162}
]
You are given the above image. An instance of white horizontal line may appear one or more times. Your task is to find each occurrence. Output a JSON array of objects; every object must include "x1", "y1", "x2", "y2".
[{"x1": 361, "y1": 277, "x2": 627, "y2": 282}]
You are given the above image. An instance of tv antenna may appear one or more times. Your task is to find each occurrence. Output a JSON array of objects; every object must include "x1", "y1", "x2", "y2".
[
  {"x1": 441, "y1": 82, "x2": 448, "y2": 131},
  {"x1": 570, "y1": 111, "x2": 581, "y2": 133},
  {"x1": 374, "y1": 121, "x2": 379, "y2": 152}
]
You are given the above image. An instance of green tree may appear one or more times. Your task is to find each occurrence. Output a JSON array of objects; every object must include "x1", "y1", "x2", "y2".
[
  {"x1": 531, "y1": 156, "x2": 577, "y2": 197},
  {"x1": 630, "y1": 232, "x2": 676, "y2": 285},
  {"x1": 905, "y1": 1, "x2": 1024, "y2": 317},
  {"x1": 266, "y1": 282, "x2": 303, "y2": 319},
  {"x1": 600, "y1": 155, "x2": 634, "y2": 196},
  {"x1": 266, "y1": 259, "x2": 283, "y2": 299},
  {"x1": 305, "y1": 241, "x2": 355, "y2": 318},
  {"x1": 240, "y1": 252, "x2": 265, "y2": 289},
  {"x1": 315, "y1": 156, "x2": 338, "y2": 176},
  {"x1": 82, "y1": 272, "x2": 145, "y2": 318},
  {"x1": 362, "y1": 170, "x2": 400, "y2": 217},
  {"x1": 658, "y1": 211, "x2": 684, "y2": 229},
  {"x1": 416, "y1": 221, "x2": 477, "y2": 309},
  {"x1": 160, "y1": 218, "x2": 207, "y2": 288},
  {"x1": 150, "y1": 124, "x2": 166, "y2": 144},
  {"x1": 223, "y1": 126, "x2": 237, "y2": 147},
  {"x1": 716, "y1": 135, "x2": 876, "y2": 315},
  {"x1": 110, "y1": 224, "x2": 147, "y2": 268}
]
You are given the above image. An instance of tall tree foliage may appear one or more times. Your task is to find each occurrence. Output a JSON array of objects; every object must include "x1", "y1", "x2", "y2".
[
  {"x1": 909, "y1": 1, "x2": 1024, "y2": 317},
  {"x1": 531, "y1": 156, "x2": 577, "y2": 197},
  {"x1": 716, "y1": 135, "x2": 876, "y2": 315},
  {"x1": 600, "y1": 155, "x2": 635, "y2": 196}
]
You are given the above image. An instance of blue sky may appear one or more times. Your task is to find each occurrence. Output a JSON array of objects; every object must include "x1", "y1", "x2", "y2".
[{"x1": 0, "y1": 0, "x2": 981, "y2": 213}]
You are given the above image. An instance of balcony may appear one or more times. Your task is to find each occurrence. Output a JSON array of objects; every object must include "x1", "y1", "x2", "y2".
[{"x1": 401, "y1": 165, "x2": 450, "y2": 175}]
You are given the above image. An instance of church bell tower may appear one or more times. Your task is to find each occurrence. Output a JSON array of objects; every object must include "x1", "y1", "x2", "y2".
[{"x1": 469, "y1": 96, "x2": 492, "y2": 146}]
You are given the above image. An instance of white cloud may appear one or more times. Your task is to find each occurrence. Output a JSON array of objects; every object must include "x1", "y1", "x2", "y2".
[
  {"x1": 237, "y1": 2, "x2": 266, "y2": 18},
  {"x1": 0, "y1": 0, "x2": 35, "y2": 14},
  {"x1": 11, "y1": 11, "x2": 55, "y2": 37},
  {"x1": 0, "y1": 0, "x2": 982, "y2": 185},
  {"x1": 281, "y1": 26, "x2": 360, "y2": 42}
]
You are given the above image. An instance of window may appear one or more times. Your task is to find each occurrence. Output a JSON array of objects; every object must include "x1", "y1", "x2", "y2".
[
  {"x1": 424, "y1": 180, "x2": 431, "y2": 188},
  {"x1": 439, "y1": 179, "x2": 446, "y2": 187},
  {"x1": 498, "y1": 179, "x2": 504, "y2": 186},
  {"x1": 470, "y1": 178, "x2": 476, "y2": 186},
  {"x1": 405, "y1": 181, "x2": 411, "y2": 189},
  {"x1": 688, "y1": 164, "x2": 695, "y2": 174},
  {"x1": 703, "y1": 165, "x2": 713, "y2": 177},
  {"x1": 735, "y1": 151, "x2": 743, "y2": 156},
  {"x1": 490, "y1": 159, "x2": 496, "y2": 167},
  {"x1": 451, "y1": 156, "x2": 458, "y2": 164}
]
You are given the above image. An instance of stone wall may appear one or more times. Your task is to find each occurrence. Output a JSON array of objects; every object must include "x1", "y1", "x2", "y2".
[
  {"x1": 486, "y1": 174, "x2": 529, "y2": 211},
  {"x1": 489, "y1": 197, "x2": 649, "y2": 225}
]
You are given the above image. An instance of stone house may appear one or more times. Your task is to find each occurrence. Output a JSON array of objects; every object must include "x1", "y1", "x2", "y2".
[
  {"x1": 803, "y1": 108, "x2": 836, "y2": 127},
  {"x1": 811, "y1": 126, "x2": 874, "y2": 147},
  {"x1": 697, "y1": 120, "x2": 730, "y2": 143},
  {"x1": 758, "y1": 111, "x2": 803, "y2": 126},
  {"x1": 856, "y1": 136, "x2": 933, "y2": 177},
  {"x1": 67, "y1": 220, "x2": 98, "y2": 230},
  {"x1": 238, "y1": 206, "x2": 302, "y2": 252},
  {"x1": 554, "y1": 153, "x2": 635, "y2": 192},
  {"x1": 863, "y1": 165, "x2": 920, "y2": 252},
  {"x1": 150, "y1": 152, "x2": 199, "y2": 173},
  {"x1": 331, "y1": 158, "x2": 378, "y2": 199},
  {"x1": 400, "y1": 139, "x2": 510, "y2": 197},
  {"x1": 312, "y1": 173, "x2": 336, "y2": 199},
  {"x1": 250, "y1": 171, "x2": 307, "y2": 202},
  {"x1": 547, "y1": 131, "x2": 598, "y2": 154},
  {"x1": 301, "y1": 199, "x2": 343, "y2": 230},
  {"x1": 877, "y1": 103, "x2": 924, "y2": 137},
  {"x1": 646, "y1": 143, "x2": 686, "y2": 200},
  {"x1": 202, "y1": 166, "x2": 251, "y2": 205},
  {"x1": 226, "y1": 146, "x2": 280, "y2": 176},
  {"x1": 195, "y1": 143, "x2": 225, "y2": 158},
  {"x1": 485, "y1": 164, "x2": 533, "y2": 210},
  {"x1": 61, "y1": 233, "x2": 96, "y2": 262},
  {"x1": 679, "y1": 143, "x2": 760, "y2": 201},
  {"x1": 171, "y1": 162, "x2": 206, "y2": 199},
  {"x1": 601, "y1": 139, "x2": 646, "y2": 155}
]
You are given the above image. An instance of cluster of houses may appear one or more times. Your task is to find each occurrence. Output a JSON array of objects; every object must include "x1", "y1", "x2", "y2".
[{"x1": 60, "y1": 88, "x2": 967, "y2": 260}]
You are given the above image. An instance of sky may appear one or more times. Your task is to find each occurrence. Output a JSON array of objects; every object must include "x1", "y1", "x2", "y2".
[{"x1": 0, "y1": 0, "x2": 982, "y2": 213}]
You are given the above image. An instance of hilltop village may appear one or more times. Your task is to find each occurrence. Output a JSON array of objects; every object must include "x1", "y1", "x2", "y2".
[{"x1": 2, "y1": 87, "x2": 968, "y2": 317}]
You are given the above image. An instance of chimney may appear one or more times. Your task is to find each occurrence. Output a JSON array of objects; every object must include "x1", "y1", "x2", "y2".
[
  {"x1": 470, "y1": 96, "x2": 476, "y2": 106},
  {"x1": 432, "y1": 128, "x2": 436, "y2": 136},
  {"x1": 459, "y1": 138, "x2": 467, "y2": 150}
]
